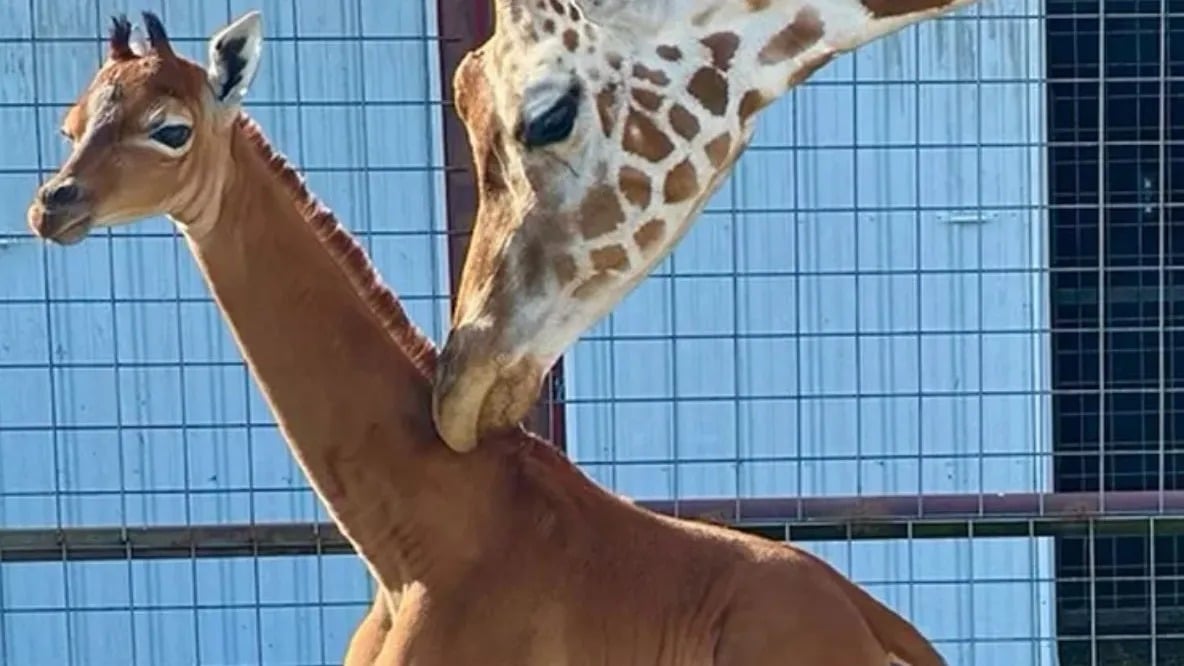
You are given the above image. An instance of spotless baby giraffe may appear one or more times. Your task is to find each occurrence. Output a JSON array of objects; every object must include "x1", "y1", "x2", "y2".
[
  {"x1": 432, "y1": 0, "x2": 986, "y2": 453},
  {"x1": 26, "y1": 10, "x2": 945, "y2": 665}
]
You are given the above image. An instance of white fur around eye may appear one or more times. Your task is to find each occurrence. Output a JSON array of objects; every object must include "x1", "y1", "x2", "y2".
[{"x1": 132, "y1": 112, "x2": 194, "y2": 157}]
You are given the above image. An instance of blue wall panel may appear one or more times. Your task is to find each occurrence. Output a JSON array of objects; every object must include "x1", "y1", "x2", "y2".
[{"x1": 1, "y1": 0, "x2": 1062, "y2": 664}]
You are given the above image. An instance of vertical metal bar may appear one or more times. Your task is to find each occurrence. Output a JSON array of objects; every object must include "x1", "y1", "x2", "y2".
[{"x1": 433, "y1": 0, "x2": 567, "y2": 451}]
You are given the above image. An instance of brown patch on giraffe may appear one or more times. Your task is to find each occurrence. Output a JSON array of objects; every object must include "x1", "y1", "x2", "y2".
[
  {"x1": 596, "y1": 84, "x2": 618, "y2": 137},
  {"x1": 590, "y1": 244, "x2": 630, "y2": 273},
  {"x1": 663, "y1": 159, "x2": 698, "y2": 203},
  {"x1": 584, "y1": 23, "x2": 595, "y2": 40},
  {"x1": 572, "y1": 272, "x2": 617, "y2": 300},
  {"x1": 563, "y1": 29, "x2": 579, "y2": 52},
  {"x1": 862, "y1": 0, "x2": 954, "y2": 17},
  {"x1": 787, "y1": 52, "x2": 837, "y2": 88},
  {"x1": 687, "y1": 67, "x2": 728, "y2": 116},
  {"x1": 552, "y1": 254, "x2": 578, "y2": 286},
  {"x1": 633, "y1": 218, "x2": 666, "y2": 255},
  {"x1": 747, "y1": 0, "x2": 772, "y2": 9},
  {"x1": 657, "y1": 45, "x2": 682, "y2": 61},
  {"x1": 632, "y1": 63, "x2": 670, "y2": 87},
  {"x1": 701, "y1": 32, "x2": 740, "y2": 71},
  {"x1": 668, "y1": 104, "x2": 700, "y2": 140},
  {"x1": 542, "y1": 19, "x2": 556, "y2": 34},
  {"x1": 704, "y1": 133, "x2": 733, "y2": 168},
  {"x1": 577, "y1": 185, "x2": 626, "y2": 239},
  {"x1": 632, "y1": 88, "x2": 662, "y2": 112},
  {"x1": 622, "y1": 110, "x2": 674, "y2": 162},
  {"x1": 606, "y1": 52, "x2": 623, "y2": 70},
  {"x1": 549, "y1": 0, "x2": 565, "y2": 14},
  {"x1": 569, "y1": 3, "x2": 581, "y2": 20},
  {"x1": 618, "y1": 166, "x2": 652, "y2": 209},
  {"x1": 738, "y1": 90, "x2": 769, "y2": 123},
  {"x1": 758, "y1": 7, "x2": 825, "y2": 65}
]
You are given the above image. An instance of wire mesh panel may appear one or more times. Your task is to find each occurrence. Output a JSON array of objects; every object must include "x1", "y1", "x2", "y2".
[
  {"x1": 0, "y1": 0, "x2": 1180, "y2": 665},
  {"x1": 0, "y1": 0, "x2": 449, "y2": 663},
  {"x1": 551, "y1": 0, "x2": 1176, "y2": 663}
]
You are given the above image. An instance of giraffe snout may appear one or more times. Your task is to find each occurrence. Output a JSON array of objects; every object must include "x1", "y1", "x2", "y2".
[{"x1": 432, "y1": 324, "x2": 546, "y2": 453}]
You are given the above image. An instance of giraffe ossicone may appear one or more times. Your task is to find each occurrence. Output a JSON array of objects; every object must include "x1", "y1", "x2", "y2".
[{"x1": 433, "y1": 0, "x2": 984, "y2": 452}]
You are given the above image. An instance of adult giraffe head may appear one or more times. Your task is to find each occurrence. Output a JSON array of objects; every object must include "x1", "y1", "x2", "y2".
[{"x1": 432, "y1": 0, "x2": 980, "y2": 452}]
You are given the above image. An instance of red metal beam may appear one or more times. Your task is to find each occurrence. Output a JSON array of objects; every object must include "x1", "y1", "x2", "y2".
[
  {"x1": 4, "y1": 491, "x2": 1182, "y2": 563},
  {"x1": 639, "y1": 489, "x2": 1184, "y2": 523},
  {"x1": 434, "y1": 0, "x2": 567, "y2": 451}
]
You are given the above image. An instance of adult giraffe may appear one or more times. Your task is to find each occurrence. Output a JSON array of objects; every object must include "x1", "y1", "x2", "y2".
[
  {"x1": 432, "y1": 0, "x2": 986, "y2": 453},
  {"x1": 27, "y1": 10, "x2": 946, "y2": 665}
]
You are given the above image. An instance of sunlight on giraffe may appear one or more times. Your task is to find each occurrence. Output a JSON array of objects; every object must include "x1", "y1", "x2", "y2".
[{"x1": 432, "y1": 0, "x2": 987, "y2": 453}]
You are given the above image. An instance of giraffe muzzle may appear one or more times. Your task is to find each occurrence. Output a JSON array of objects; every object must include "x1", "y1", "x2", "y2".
[{"x1": 432, "y1": 324, "x2": 545, "y2": 453}]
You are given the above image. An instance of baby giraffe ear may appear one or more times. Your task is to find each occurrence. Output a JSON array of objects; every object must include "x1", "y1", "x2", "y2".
[{"x1": 206, "y1": 11, "x2": 264, "y2": 111}]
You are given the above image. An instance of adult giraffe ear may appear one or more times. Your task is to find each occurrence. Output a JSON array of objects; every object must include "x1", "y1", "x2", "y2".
[{"x1": 205, "y1": 11, "x2": 264, "y2": 115}]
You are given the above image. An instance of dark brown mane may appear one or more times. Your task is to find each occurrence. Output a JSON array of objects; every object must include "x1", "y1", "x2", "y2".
[
  {"x1": 226, "y1": 113, "x2": 608, "y2": 497},
  {"x1": 231, "y1": 113, "x2": 438, "y2": 380}
]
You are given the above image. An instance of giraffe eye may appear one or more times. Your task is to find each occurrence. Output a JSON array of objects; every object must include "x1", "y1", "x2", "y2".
[
  {"x1": 149, "y1": 124, "x2": 192, "y2": 150},
  {"x1": 516, "y1": 82, "x2": 581, "y2": 148}
]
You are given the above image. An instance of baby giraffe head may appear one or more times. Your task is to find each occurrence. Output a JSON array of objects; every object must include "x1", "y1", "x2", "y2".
[{"x1": 27, "y1": 10, "x2": 265, "y2": 245}]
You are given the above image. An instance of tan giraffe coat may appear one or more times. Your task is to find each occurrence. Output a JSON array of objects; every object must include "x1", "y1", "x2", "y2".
[
  {"x1": 432, "y1": 0, "x2": 985, "y2": 453},
  {"x1": 26, "y1": 11, "x2": 946, "y2": 665}
]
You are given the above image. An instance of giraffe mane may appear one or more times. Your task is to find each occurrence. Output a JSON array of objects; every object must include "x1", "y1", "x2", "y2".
[
  {"x1": 231, "y1": 112, "x2": 439, "y2": 380},
  {"x1": 229, "y1": 113, "x2": 607, "y2": 501}
]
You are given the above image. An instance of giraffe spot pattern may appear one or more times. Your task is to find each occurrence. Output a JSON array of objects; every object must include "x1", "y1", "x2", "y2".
[
  {"x1": 632, "y1": 88, "x2": 663, "y2": 112},
  {"x1": 542, "y1": 19, "x2": 556, "y2": 34},
  {"x1": 633, "y1": 218, "x2": 666, "y2": 254},
  {"x1": 656, "y1": 45, "x2": 682, "y2": 61},
  {"x1": 748, "y1": 0, "x2": 771, "y2": 8},
  {"x1": 704, "y1": 132, "x2": 732, "y2": 168},
  {"x1": 738, "y1": 90, "x2": 768, "y2": 123},
  {"x1": 563, "y1": 28, "x2": 579, "y2": 51},
  {"x1": 618, "y1": 166, "x2": 652, "y2": 209},
  {"x1": 700, "y1": 32, "x2": 740, "y2": 71},
  {"x1": 549, "y1": 0, "x2": 565, "y2": 14},
  {"x1": 632, "y1": 63, "x2": 670, "y2": 86},
  {"x1": 758, "y1": 7, "x2": 824, "y2": 65},
  {"x1": 663, "y1": 159, "x2": 698, "y2": 203},
  {"x1": 577, "y1": 185, "x2": 626, "y2": 239},
  {"x1": 862, "y1": 0, "x2": 954, "y2": 17},
  {"x1": 572, "y1": 272, "x2": 616, "y2": 299},
  {"x1": 622, "y1": 109, "x2": 675, "y2": 162},
  {"x1": 596, "y1": 84, "x2": 618, "y2": 137},
  {"x1": 552, "y1": 253, "x2": 578, "y2": 285},
  {"x1": 606, "y1": 52, "x2": 624, "y2": 70},
  {"x1": 687, "y1": 67, "x2": 728, "y2": 116},
  {"x1": 590, "y1": 244, "x2": 630, "y2": 272},
  {"x1": 668, "y1": 104, "x2": 700, "y2": 140}
]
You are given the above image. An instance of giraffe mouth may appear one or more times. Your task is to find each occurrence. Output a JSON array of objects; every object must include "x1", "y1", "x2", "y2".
[
  {"x1": 27, "y1": 202, "x2": 94, "y2": 246},
  {"x1": 432, "y1": 325, "x2": 546, "y2": 453}
]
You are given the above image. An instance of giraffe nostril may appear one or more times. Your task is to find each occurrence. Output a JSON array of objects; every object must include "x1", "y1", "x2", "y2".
[{"x1": 42, "y1": 179, "x2": 81, "y2": 207}]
